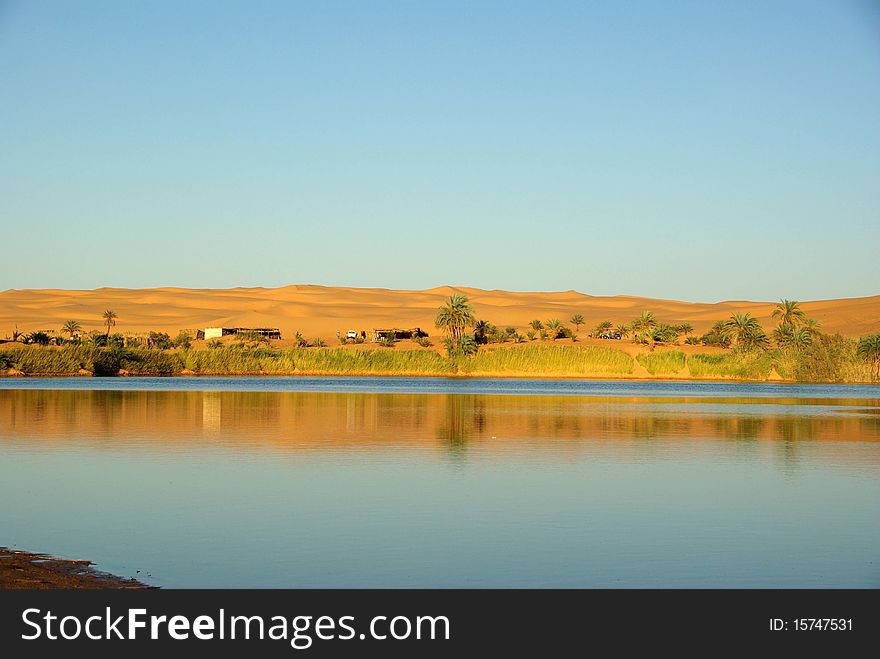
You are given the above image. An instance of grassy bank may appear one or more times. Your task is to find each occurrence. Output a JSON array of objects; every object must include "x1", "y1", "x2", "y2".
[{"x1": 1, "y1": 339, "x2": 876, "y2": 382}]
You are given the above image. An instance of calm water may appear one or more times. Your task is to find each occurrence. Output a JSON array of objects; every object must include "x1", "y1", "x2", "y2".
[{"x1": 1, "y1": 377, "x2": 878, "y2": 588}]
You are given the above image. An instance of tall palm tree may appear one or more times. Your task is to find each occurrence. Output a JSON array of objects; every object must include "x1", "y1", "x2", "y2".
[
  {"x1": 722, "y1": 313, "x2": 768, "y2": 350},
  {"x1": 772, "y1": 299, "x2": 805, "y2": 328},
  {"x1": 435, "y1": 295, "x2": 475, "y2": 342},
  {"x1": 62, "y1": 319, "x2": 82, "y2": 341},
  {"x1": 102, "y1": 310, "x2": 118, "y2": 339},
  {"x1": 570, "y1": 314, "x2": 585, "y2": 333}
]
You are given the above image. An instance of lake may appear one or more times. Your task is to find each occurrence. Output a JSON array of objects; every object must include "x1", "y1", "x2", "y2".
[{"x1": 1, "y1": 377, "x2": 878, "y2": 588}]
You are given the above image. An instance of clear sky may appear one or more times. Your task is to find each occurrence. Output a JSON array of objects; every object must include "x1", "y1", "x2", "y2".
[{"x1": 1, "y1": 0, "x2": 878, "y2": 302}]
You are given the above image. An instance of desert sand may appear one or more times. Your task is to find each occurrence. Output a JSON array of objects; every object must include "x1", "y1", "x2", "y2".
[{"x1": 1, "y1": 285, "x2": 878, "y2": 340}]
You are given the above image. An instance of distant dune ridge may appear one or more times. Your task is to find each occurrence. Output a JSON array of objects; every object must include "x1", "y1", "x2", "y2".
[{"x1": 0, "y1": 285, "x2": 878, "y2": 339}]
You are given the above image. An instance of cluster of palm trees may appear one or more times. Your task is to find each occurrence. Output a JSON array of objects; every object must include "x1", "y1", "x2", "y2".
[
  {"x1": 586, "y1": 311, "x2": 692, "y2": 346},
  {"x1": 525, "y1": 318, "x2": 572, "y2": 341},
  {"x1": 678, "y1": 300, "x2": 822, "y2": 351},
  {"x1": 435, "y1": 295, "x2": 696, "y2": 353},
  {"x1": 11, "y1": 310, "x2": 119, "y2": 346},
  {"x1": 436, "y1": 295, "x2": 579, "y2": 355},
  {"x1": 474, "y1": 320, "x2": 524, "y2": 345}
]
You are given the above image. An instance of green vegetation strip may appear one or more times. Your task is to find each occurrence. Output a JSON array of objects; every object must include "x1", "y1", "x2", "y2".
[{"x1": 1, "y1": 338, "x2": 875, "y2": 382}]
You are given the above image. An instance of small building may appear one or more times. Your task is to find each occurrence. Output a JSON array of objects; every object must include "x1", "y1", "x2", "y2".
[{"x1": 204, "y1": 327, "x2": 282, "y2": 340}]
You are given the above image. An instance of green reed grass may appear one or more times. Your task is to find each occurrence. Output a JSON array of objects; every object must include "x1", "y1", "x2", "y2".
[
  {"x1": 464, "y1": 344, "x2": 634, "y2": 375},
  {"x1": 180, "y1": 346, "x2": 455, "y2": 375},
  {"x1": 636, "y1": 351, "x2": 686, "y2": 375},
  {"x1": 0, "y1": 346, "x2": 185, "y2": 376},
  {"x1": 687, "y1": 351, "x2": 775, "y2": 379}
]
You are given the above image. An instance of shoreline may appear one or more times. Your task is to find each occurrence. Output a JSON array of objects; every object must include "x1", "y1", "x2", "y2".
[
  {"x1": 1, "y1": 371, "x2": 878, "y2": 385},
  {"x1": 0, "y1": 547, "x2": 153, "y2": 590}
]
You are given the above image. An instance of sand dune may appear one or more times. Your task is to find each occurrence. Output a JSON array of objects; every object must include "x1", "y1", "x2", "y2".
[{"x1": 1, "y1": 285, "x2": 878, "y2": 339}]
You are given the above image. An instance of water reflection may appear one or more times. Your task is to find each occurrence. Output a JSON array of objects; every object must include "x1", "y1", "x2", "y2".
[{"x1": 2, "y1": 387, "x2": 879, "y2": 588}]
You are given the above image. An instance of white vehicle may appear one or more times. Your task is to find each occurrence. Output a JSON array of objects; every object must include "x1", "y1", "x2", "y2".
[{"x1": 346, "y1": 330, "x2": 358, "y2": 340}]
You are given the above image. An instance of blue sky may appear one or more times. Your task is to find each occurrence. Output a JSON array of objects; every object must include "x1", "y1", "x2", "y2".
[{"x1": 1, "y1": 0, "x2": 878, "y2": 301}]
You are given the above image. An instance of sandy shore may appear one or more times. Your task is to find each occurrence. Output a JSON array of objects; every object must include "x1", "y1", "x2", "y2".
[
  {"x1": 2, "y1": 284, "x2": 878, "y2": 340},
  {"x1": 0, "y1": 547, "x2": 152, "y2": 589}
]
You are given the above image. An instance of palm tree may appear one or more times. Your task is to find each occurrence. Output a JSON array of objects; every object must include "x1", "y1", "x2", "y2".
[
  {"x1": 631, "y1": 310, "x2": 657, "y2": 333},
  {"x1": 789, "y1": 327, "x2": 812, "y2": 350},
  {"x1": 722, "y1": 313, "x2": 768, "y2": 350},
  {"x1": 803, "y1": 318, "x2": 822, "y2": 336},
  {"x1": 772, "y1": 299, "x2": 805, "y2": 328},
  {"x1": 774, "y1": 324, "x2": 812, "y2": 350},
  {"x1": 570, "y1": 314, "x2": 585, "y2": 333},
  {"x1": 673, "y1": 322, "x2": 693, "y2": 337},
  {"x1": 654, "y1": 324, "x2": 679, "y2": 344},
  {"x1": 546, "y1": 319, "x2": 562, "y2": 339},
  {"x1": 102, "y1": 310, "x2": 118, "y2": 339},
  {"x1": 772, "y1": 323, "x2": 793, "y2": 347},
  {"x1": 857, "y1": 334, "x2": 880, "y2": 380},
  {"x1": 616, "y1": 324, "x2": 631, "y2": 339},
  {"x1": 473, "y1": 320, "x2": 494, "y2": 345},
  {"x1": 435, "y1": 295, "x2": 476, "y2": 343},
  {"x1": 62, "y1": 320, "x2": 82, "y2": 341},
  {"x1": 529, "y1": 319, "x2": 544, "y2": 333},
  {"x1": 12, "y1": 326, "x2": 22, "y2": 342}
]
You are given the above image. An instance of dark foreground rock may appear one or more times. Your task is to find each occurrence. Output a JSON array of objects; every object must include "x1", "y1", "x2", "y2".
[{"x1": 0, "y1": 547, "x2": 153, "y2": 589}]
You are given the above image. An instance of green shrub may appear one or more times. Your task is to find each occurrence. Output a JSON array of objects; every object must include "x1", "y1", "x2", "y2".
[
  {"x1": 790, "y1": 333, "x2": 866, "y2": 383},
  {"x1": 174, "y1": 331, "x2": 193, "y2": 349}
]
